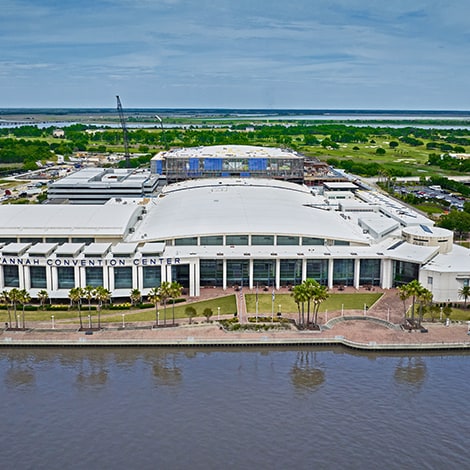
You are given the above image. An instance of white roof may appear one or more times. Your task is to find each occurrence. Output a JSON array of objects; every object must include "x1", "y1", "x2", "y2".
[
  {"x1": 152, "y1": 144, "x2": 303, "y2": 161},
  {"x1": 128, "y1": 178, "x2": 369, "y2": 244},
  {"x1": 423, "y1": 244, "x2": 470, "y2": 273},
  {"x1": 0, "y1": 204, "x2": 139, "y2": 238}
]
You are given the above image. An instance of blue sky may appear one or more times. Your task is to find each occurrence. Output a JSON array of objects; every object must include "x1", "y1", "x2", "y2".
[{"x1": 2, "y1": 0, "x2": 469, "y2": 109}]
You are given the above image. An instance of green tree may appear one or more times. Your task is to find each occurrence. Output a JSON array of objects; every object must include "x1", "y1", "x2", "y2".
[
  {"x1": 185, "y1": 306, "x2": 197, "y2": 324},
  {"x1": 291, "y1": 283, "x2": 308, "y2": 327},
  {"x1": 398, "y1": 280, "x2": 427, "y2": 326},
  {"x1": 37, "y1": 289, "x2": 49, "y2": 310},
  {"x1": 19, "y1": 289, "x2": 31, "y2": 329},
  {"x1": 8, "y1": 288, "x2": 22, "y2": 329},
  {"x1": 310, "y1": 281, "x2": 329, "y2": 327},
  {"x1": 169, "y1": 281, "x2": 183, "y2": 325},
  {"x1": 68, "y1": 287, "x2": 84, "y2": 329},
  {"x1": 83, "y1": 285, "x2": 96, "y2": 315},
  {"x1": 157, "y1": 281, "x2": 172, "y2": 326},
  {"x1": 130, "y1": 288, "x2": 141, "y2": 307},
  {"x1": 458, "y1": 286, "x2": 470, "y2": 307},
  {"x1": 416, "y1": 287, "x2": 432, "y2": 328},
  {"x1": 94, "y1": 286, "x2": 110, "y2": 329},
  {"x1": 389, "y1": 141, "x2": 399, "y2": 149},
  {"x1": 0, "y1": 291, "x2": 12, "y2": 328},
  {"x1": 203, "y1": 307, "x2": 213, "y2": 323},
  {"x1": 375, "y1": 147, "x2": 386, "y2": 155},
  {"x1": 148, "y1": 287, "x2": 161, "y2": 327}
]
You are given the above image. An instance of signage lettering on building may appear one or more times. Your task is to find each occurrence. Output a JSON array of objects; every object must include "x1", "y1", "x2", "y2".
[{"x1": 0, "y1": 257, "x2": 182, "y2": 266}]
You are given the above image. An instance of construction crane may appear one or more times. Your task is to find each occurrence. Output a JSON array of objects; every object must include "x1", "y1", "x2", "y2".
[{"x1": 116, "y1": 95, "x2": 130, "y2": 168}]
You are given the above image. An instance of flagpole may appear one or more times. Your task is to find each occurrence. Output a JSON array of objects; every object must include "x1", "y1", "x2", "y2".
[
  {"x1": 256, "y1": 283, "x2": 259, "y2": 323},
  {"x1": 271, "y1": 286, "x2": 275, "y2": 322}
]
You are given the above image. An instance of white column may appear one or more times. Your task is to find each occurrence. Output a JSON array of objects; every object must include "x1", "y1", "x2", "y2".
[
  {"x1": 328, "y1": 258, "x2": 334, "y2": 289},
  {"x1": 78, "y1": 266, "x2": 85, "y2": 288},
  {"x1": 381, "y1": 259, "x2": 393, "y2": 289},
  {"x1": 46, "y1": 264, "x2": 53, "y2": 292},
  {"x1": 223, "y1": 259, "x2": 227, "y2": 290},
  {"x1": 302, "y1": 259, "x2": 307, "y2": 282},
  {"x1": 249, "y1": 259, "x2": 254, "y2": 290},
  {"x1": 275, "y1": 259, "x2": 280, "y2": 289},
  {"x1": 354, "y1": 259, "x2": 360, "y2": 289}
]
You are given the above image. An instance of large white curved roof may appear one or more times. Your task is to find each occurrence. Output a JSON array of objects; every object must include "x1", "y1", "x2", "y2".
[{"x1": 128, "y1": 178, "x2": 369, "y2": 244}]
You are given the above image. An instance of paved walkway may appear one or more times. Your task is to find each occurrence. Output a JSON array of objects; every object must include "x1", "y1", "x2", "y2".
[{"x1": 1, "y1": 288, "x2": 468, "y2": 350}]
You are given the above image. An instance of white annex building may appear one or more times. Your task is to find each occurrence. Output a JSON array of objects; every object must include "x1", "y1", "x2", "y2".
[{"x1": 0, "y1": 173, "x2": 469, "y2": 303}]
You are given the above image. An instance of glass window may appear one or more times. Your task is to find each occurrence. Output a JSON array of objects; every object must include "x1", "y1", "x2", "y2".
[
  {"x1": 277, "y1": 236, "x2": 299, "y2": 246},
  {"x1": 20, "y1": 238, "x2": 42, "y2": 243},
  {"x1": 174, "y1": 237, "x2": 198, "y2": 246},
  {"x1": 392, "y1": 261, "x2": 419, "y2": 287},
  {"x1": 251, "y1": 235, "x2": 274, "y2": 246},
  {"x1": 359, "y1": 259, "x2": 381, "y2": 286},
  {"x1": 333, "y1": 259, "x2": 354, "y2": 286},
  {"x1": 200, "y1": 260, "x2": 223, "y2": 287},
  {"x1": 143, "y1": 266, "x2": 161, "y2": 289},
  {"x1": 0, "y1": 238, "x2": 16, "y2": 243},
  {"x1": 280, "y1": 260, "x2": 302, "y2": 285},
  {"x1": 85, "y1": 267, "x2": 103, "y2": 287},
  {"x1": 306, "y1": 259, "x2": 328, "y2": 285},
  {"x1": 200, "y1": 236, "x2": 223, "y2": 246},
  {"x1": 114, "y1": 267, "x2": 133, "y2": 289},
  {"x1": 30, "y1": 266, "x2": 47, "y2": 289},
  {"x1": 57, "y1": 267, "x2": 75, "y2": 289},
  {"x1": 226, "y1": 235, "x2": 249, "y2": 246},
  {"x1": 253, "y1": 260, "x2": 276, "y2": 286},
  {"x1": 71, "y1": 237, "x2": 94, "y2": 244},
  {"x1": 45, "y1": 238, "x2": 68, "y2": 244},
  {"x1": 226, "y1": 260, "x2": 249, "y2": 286},
  {"x1": 3, "y1": 265, "x2": 19, "y2": 287},
  {"x1": 171, "y1": 264, "x2": 190, "y2": 288},
  {"x1": 333, "y1": 240, "x2": 350, "y2": 246},
  {"x1": 302, "y1": 237, "x2": 324, "y2": 246}
]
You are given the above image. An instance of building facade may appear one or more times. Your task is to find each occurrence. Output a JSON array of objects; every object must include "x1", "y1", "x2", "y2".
[{"x1": 1, "y1": 177, "x2": 469, "y2": 302}]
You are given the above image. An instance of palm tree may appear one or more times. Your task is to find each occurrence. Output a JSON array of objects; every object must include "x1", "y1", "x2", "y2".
[
  {"x1": 130, "y1": 288, "x2": 141, "y2": 308},
  {"x1": 19, "y1": 289, "x2": 31, "y2": 329},
  {"x1": 148, "y1": 287, "x2": 161, "y2": 327},
  {"x1": 398, "y1": 284, "x2": 410, "y2": 321},
  {"x1": 94, "y1": 286, "x2": 110, "y2": 329},
  {"x1": 83, "y1": 285, "x2": 96, "y2": 315},
  {"x1": 9, "y1": 288, "x2": 22, "y2": 329},
  {"x1": 69, "y1": 287, "x2": 84, "y2": 330},
  {"x1": 0, "y1": 291, "x2": 12, "y2": 329},
  {"x1": 291, "y1": 283, "x2": 308, "y2": 327},
  {"x1": 37, "y1": 289, "x2": 49, "y2": 310},
  {"x1": 157, "y1": 281, "x2": 172, "y2": 326},
  {"x1": 416, "y1": 287, "x2": 433, "y2": 328},
  {"x1": 169, "y1": 281, "x2": 183, "y2": 325},
  {"x1": 458, "y1": 286, "x2": 470, "y2": 307},
  {"x1": 311, "y1": 282, "x2": 329, "y2": 327},
  {"x1": 399, "y1": 280, "x2": 428, "y2": 327}
]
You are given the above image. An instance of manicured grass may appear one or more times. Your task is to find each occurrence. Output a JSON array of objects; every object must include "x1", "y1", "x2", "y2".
[
  {"x1": 0, "y1": 295, "x2": 237, "y2": 325},
  {"x1": 101, "y1": 295, "x2": 237, "y2": 324},
  {"x1": 245, "y1": 292, "x2": 382, "y2": 314}
]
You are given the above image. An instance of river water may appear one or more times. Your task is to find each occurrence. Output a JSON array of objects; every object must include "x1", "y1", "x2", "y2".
[{"x1": 1, "y1": 347, "x2": 469, "y2": 470}]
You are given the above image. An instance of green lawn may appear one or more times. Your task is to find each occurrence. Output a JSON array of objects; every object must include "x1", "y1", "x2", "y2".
[
  {"x1": 245, "y1": 292, "x2": 382, "y2": 314},
  {"x1": 0, "y1": 295, "x2": 237, "y2": 326}
]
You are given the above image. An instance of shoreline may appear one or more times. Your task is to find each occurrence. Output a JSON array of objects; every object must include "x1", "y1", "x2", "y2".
[{"x1": 2, "y1": 320, "x2": 470, "y2": 352}]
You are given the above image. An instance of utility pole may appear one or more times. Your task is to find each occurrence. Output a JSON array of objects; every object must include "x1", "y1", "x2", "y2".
[{"x1": 116, "y1": 95, "x2": 130, "y2": 168}]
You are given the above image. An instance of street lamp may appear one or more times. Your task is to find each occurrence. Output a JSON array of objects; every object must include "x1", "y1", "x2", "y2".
[
  {"x1": 122, "y1": 313, "x2": 125, "y2": 328},
  {"x1": 217, "y1": 306, "x2": 220, "y2": 321},
  {"x1": 51, "y1": 315, "x2": 55, "y2": 329},
  {"x1": 88, "y1": 314, "x2": 91, "y2": 329}
]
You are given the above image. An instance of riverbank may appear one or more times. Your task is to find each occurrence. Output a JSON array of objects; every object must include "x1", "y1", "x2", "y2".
[{"x1": 1, "y1": 319, "x2": 469, "y2": 351}]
